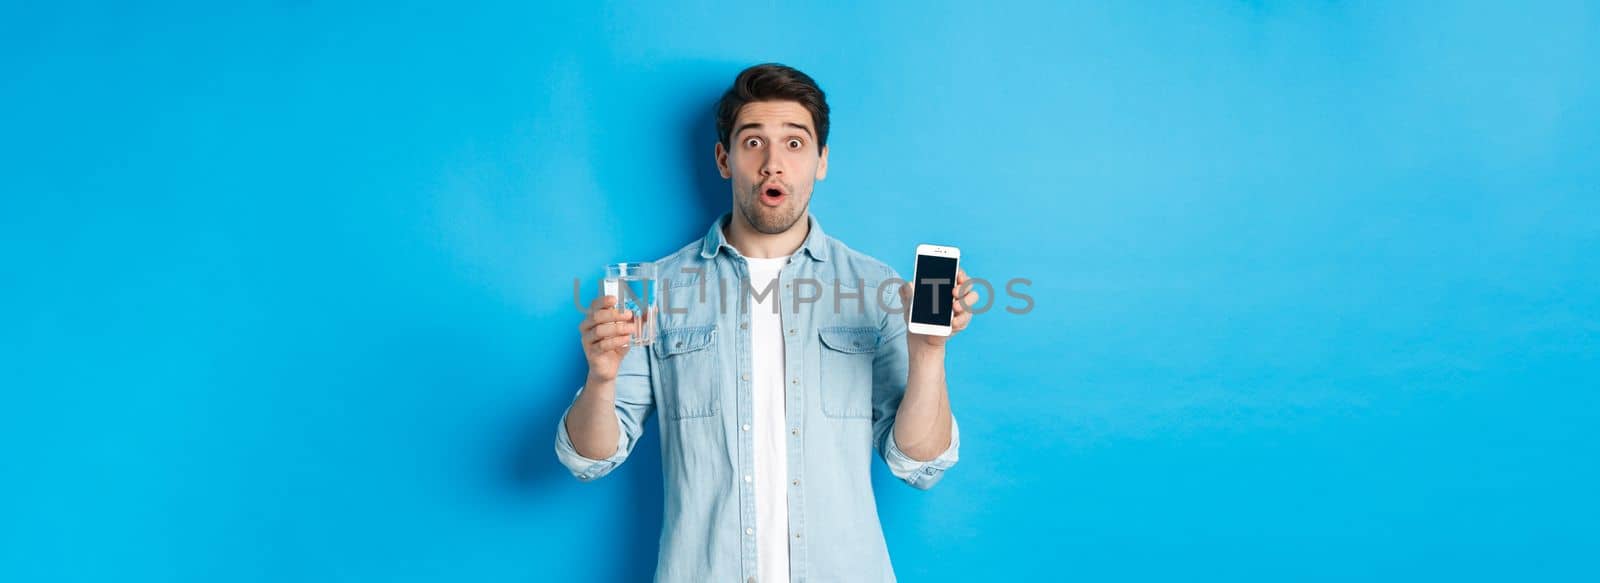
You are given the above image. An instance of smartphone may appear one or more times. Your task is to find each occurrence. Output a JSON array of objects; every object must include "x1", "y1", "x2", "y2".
[{"x1": 908, "y1": 244, "x2": 961, "y2": 336}]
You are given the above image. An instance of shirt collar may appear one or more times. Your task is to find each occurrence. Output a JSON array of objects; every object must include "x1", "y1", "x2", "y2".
[{"x1": 699, "y1": 212, "x2": 830, "y2": 263}]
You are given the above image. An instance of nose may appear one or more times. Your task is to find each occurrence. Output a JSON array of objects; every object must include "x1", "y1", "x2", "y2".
[{"x1": 760, "y1": 151, "x2": 784, "y2": 177}]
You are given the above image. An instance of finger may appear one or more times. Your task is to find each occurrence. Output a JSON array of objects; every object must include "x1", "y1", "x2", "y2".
[
  {"x1": 587, "y1": 332, "x2": 617, "y2": 354},
  {"x1": 587, "y1": 322, "x2": 631, "y2": 347},
  {"x1": 581, "y1": 308, "x2": 634, "y2": 333},
  {"x1": 580, "y1": 296, "x2": 617, "y2": 332},
  {"x1": 602, "y1": 334, "x2": 632, "y2": 351},
  {"x1": 951, "y1": 310, "x2": 972, "y2": 333},
  {"x1": 953, "y1": 268, "x2": 971, "y2": 296},
  {"x1": 592, "y1": 308, "x2": 634, "y2": 326},
  {"x1": 953, "y1": 278, "x2": 975, "y2": 311},
  {"x1": 957, "y1": 289, "x2": 979, "y2": 313},
  {"x1": 610, "y1": 321, "x2": 639, "y2": 339},
  {"x1": 593, "y1": 321, "x2": 632, "y2": 340},
  {"x1": 584, "y1": 321, "x2": 614, "y2": 344}
]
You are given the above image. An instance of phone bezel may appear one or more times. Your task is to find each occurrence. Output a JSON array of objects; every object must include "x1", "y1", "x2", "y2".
[{"x1": 907, "y1": 244, "x2": 961, "y2": 336}]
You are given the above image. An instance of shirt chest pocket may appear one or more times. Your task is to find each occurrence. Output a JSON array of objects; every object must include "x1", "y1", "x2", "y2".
[
  {"x1": 653, "y1": 325, "x2": 720, "y2": 420},
  {"x1": 818, "y1": 326, "x2": 880, "y2": 419}
]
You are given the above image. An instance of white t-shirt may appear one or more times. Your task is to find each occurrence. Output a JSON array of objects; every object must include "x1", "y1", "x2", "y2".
[{"x1": 745, "y1": 255, "x2": 791, "y2": 583}]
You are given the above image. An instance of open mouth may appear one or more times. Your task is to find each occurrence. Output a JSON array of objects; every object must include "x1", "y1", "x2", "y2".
[{"x1": 760, "y1": 184, "x2": 788, "y2": 206}]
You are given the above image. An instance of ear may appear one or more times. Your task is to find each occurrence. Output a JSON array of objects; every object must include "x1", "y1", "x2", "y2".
[
  {"x1": 815, "y1": 144, "x2": 829, "y2": 181},
  {"x1": 714, "y1": 142, "x2": 731, "y2": 179}
]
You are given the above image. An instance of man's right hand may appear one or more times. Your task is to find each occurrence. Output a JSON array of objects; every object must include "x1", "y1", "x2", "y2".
[{"x1": 579, "y1": 295, "x2": 636, "y2": 383}]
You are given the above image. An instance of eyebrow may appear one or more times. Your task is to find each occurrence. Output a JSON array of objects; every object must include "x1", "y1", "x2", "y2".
[{"x1": 734, "y1": 122, "x2": 814, "y2": 139}]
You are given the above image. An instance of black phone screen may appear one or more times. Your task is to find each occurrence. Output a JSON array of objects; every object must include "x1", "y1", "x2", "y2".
[{"x1": 910, "y1": 254, "x2": 959, "y2": 326}]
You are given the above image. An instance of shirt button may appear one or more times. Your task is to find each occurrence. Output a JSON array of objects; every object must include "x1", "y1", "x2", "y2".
[
  {"x1": 792, "y1": 479, "x2": 800, "y2": 486},
  {"x1": 745, "y1": 528, "x2": 754, "y2": 535},
  {"x1": 791, "y1": 428, "x2": 799, "y2": 436},
  {"x1": 742, "y1": 424, "x2": 751, "y2": 431},
  {"x1": 741, "y1": 373, "x2": 750, "y2": 381},
  {"x1": 794, "y1": 532, "x2": 802, "y2": 539},
  {"x1": 787, "y1": 328, "x2": 796, "y2": 335},
  {"x1": 740, "y1": 322, "x2": 748, "y2": 329},
  {"x1": 744, "y1": 475, "x2": 752, "y2": 482},
  {"x1": 748, "y1": 578, "x2": 756, "y2": 583},
  {"x1": 791, "y1": 377, "x2": 799, "y2": 385}
]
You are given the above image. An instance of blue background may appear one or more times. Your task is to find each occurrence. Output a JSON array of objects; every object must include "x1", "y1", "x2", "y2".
[{"x1": 3, "y1": 2, "x2": 1597, "y2": 581}]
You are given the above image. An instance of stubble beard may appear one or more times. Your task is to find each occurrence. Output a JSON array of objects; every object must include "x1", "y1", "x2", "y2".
[{"x1": 737, "y1": 182, "x2": 807, "y2": 235}]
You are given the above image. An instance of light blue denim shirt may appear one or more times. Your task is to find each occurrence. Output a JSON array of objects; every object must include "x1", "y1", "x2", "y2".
[{"x1": 555, "y1": 212, "x2": 961, "y2": 582}]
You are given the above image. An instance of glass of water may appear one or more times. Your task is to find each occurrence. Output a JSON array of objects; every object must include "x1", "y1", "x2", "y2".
[{"x1": 603, "y1": 261, "x2": 657, "y2": 347}]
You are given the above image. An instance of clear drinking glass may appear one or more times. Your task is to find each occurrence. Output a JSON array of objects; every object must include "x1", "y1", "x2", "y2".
[{"x1": 603, "y1": 261, "x2": 657, "y2": 347}]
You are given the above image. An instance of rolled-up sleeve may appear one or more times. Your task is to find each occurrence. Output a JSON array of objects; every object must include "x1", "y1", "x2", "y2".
[
  {"x1": 870, "y1": 267, "x2": 961, "y2": 490},
  {"x1": 554, "y1": 388, "x2": 635, "y2": 481},
  {"x1": 553, "y1": 338, "x2": 653, "y2": 481},
  {"x1": 883, "y1": 413, "x2": 961, "y2": 489}
]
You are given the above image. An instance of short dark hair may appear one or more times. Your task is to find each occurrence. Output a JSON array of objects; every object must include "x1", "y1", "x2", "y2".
[{"x1": 715, "y1": 63, "x2": 830, "y2": 152}]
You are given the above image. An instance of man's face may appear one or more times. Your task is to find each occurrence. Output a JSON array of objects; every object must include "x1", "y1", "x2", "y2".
[{"x1": 716, "y1": 101, "x2": 829, "y2": 235}]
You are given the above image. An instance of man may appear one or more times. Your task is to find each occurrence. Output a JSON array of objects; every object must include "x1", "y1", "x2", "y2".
[{"x1": 556, "y1": 63, "x2": 978, "y2": 582}]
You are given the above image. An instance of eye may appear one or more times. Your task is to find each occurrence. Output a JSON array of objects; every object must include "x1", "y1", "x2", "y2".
[
  {"x1": 744, "y1": 137, "x2": 762, "y2": 148},
  {"x1": 787, "y1": 138, "x2": 803, "y2": 150}
]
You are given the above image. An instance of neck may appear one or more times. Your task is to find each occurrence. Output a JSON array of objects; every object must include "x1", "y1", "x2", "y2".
[{"x1": 725, "y1": 210, "x2": 809, "y2": 259}]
